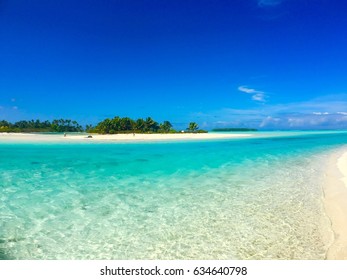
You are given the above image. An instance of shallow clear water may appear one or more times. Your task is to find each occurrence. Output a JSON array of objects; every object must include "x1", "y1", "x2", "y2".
[{"x1": 1, "y1": 131, "x2": 347, "y2": 259}]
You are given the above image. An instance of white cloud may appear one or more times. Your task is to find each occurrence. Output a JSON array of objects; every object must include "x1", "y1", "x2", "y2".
[
  {"x1": 252, "y1": 93, "x2": 266, "y2": 102},
  {"x1": 238, "y1": 86, "x2": 264, "y2": 94},
  {"x1": 191, "y1": 94, "x2": 347, "y2": 129},
  {"x1": 313, "y1": 112, "x2": 329, "y2": 115},
  {"x1": 259, "y1": 113, "x2": 346, "y2": 129},
  {"x1": 238, "y1": 86, "x2": 267, "y2": 103},
  {"x1": 259, "y1": 116, "x2": 281, "y2": 127}
]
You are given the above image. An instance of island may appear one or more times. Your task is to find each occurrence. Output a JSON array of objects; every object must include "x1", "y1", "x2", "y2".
[{"x1": 0, "y1": 117, "x2": 207, "y2": 134}]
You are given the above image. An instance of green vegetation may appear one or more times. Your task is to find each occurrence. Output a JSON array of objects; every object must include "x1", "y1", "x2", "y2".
[
  {"x1": 0, "y1": 117, "x2": 207, "y2": 134},
  {"x1": 187, "y1": 122, "x2": 199, "y2": 132},
  {"x1": 185, "y1": 122, "x2": 208, "y2": 133},
  {"x1": 0, "y1": 119, "x2": 83, "y2": 133},
  {"x1": 212, "y1": 128, "x2": 258, "y2": 132},
  {"x1": 87, "y1": 116, "x2": 206, "y2": 134},
  {"x1": 88, "y1": 116, "x2": 162, "y2": 134}
]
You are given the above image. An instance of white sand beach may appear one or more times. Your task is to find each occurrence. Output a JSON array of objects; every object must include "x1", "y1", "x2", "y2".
[
  {"x1": 0, "y1": 132, "x2": 252, "y2": 143},
  {"x1": 324, "y1": 149, "x2": 347, "y2": 259}
]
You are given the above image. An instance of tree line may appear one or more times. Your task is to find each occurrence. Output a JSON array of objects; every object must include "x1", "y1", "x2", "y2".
[
  {"x1": 88, "y1": 116, "x2": 206, "y2": 134},
  {"x1": 0, "y1": 119, "x2": 83, "y2": 133},
  {"x1": 0, "y1": 117, "x2": 206, "y2": 134}
]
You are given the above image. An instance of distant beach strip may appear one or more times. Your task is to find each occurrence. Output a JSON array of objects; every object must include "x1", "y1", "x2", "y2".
[{"x1": 0, "y1": 132, "x2": 253, "y2": 143}]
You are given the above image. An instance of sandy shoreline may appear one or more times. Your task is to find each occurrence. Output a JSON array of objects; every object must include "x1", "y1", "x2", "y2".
[
  {"x1": 0, "y1": 132, "x2": 252, "y2": 143},
  {"x1": 324, "y1": 148, "x2": 347, "y2": 259}
]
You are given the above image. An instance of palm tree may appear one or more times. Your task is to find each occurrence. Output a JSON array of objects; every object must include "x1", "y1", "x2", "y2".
[
  {"x1": 135, "y1": 118, "x2": 146, "y2": 132},
  {"x1": 96, "y1": 118, "x2": 112, "y2": 134},
  {"x1": 0, "y1": 120, "x2": 10, "y2": 126},
  {"x1": 160, "y1": 121, "x2": 172, "y2": 133},
  {"x1": 145, "y1": 117, "x2": 159, "y2": 132},
  {"x1": 110, "y1": 116, "x2": 121, "y2": 132},
  {"x1": 187, "y1": 122, "x2": 199, "y2": 132},
  {"x1": 120, "y1": 117, "x2": 134, "y2": 131},
  {"x1": 86, "y1": 124, "x2": 93, "y2": 132}
]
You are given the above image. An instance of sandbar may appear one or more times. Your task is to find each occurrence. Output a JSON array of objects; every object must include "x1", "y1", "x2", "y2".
[
  {"x1": 0, "y1": 132, "x2": 252, "y2": 143},
  {"x1": 324, "y1": 148, "x2": 347, "y2": 259}
]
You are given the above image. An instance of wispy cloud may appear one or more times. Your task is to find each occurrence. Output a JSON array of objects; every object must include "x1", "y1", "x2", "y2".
[
  {"x1": 259, "y1": 114, "x2": 338, "y2": 128},
  {"x1": 257, "y1": 0, "x2": 283, "y2": 7},
  {"x1": 238, "y1": 86, "x2": 266, "y2": 102},
  {"x1": 312, "y1": 112, "x2": 329, "y2": 115},
  {"x1": 190, "y1": 94, "x2": 347, "y2": 129},
  {"x1": 252, "y1": 93, "x2": 266, "y2": 102},
  {"x1": 238, "y1": 86, "x2": 261, "y2": 94}
]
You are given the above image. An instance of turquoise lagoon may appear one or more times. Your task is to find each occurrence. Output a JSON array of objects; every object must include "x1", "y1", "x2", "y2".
[{"x1": 1, "y1": 131, "x2": 347, "y2": 259}]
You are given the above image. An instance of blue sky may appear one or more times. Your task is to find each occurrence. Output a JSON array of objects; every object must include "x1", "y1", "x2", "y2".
[{"x1": 1, "y1": 0, "x2": 347, "y2": 129}]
